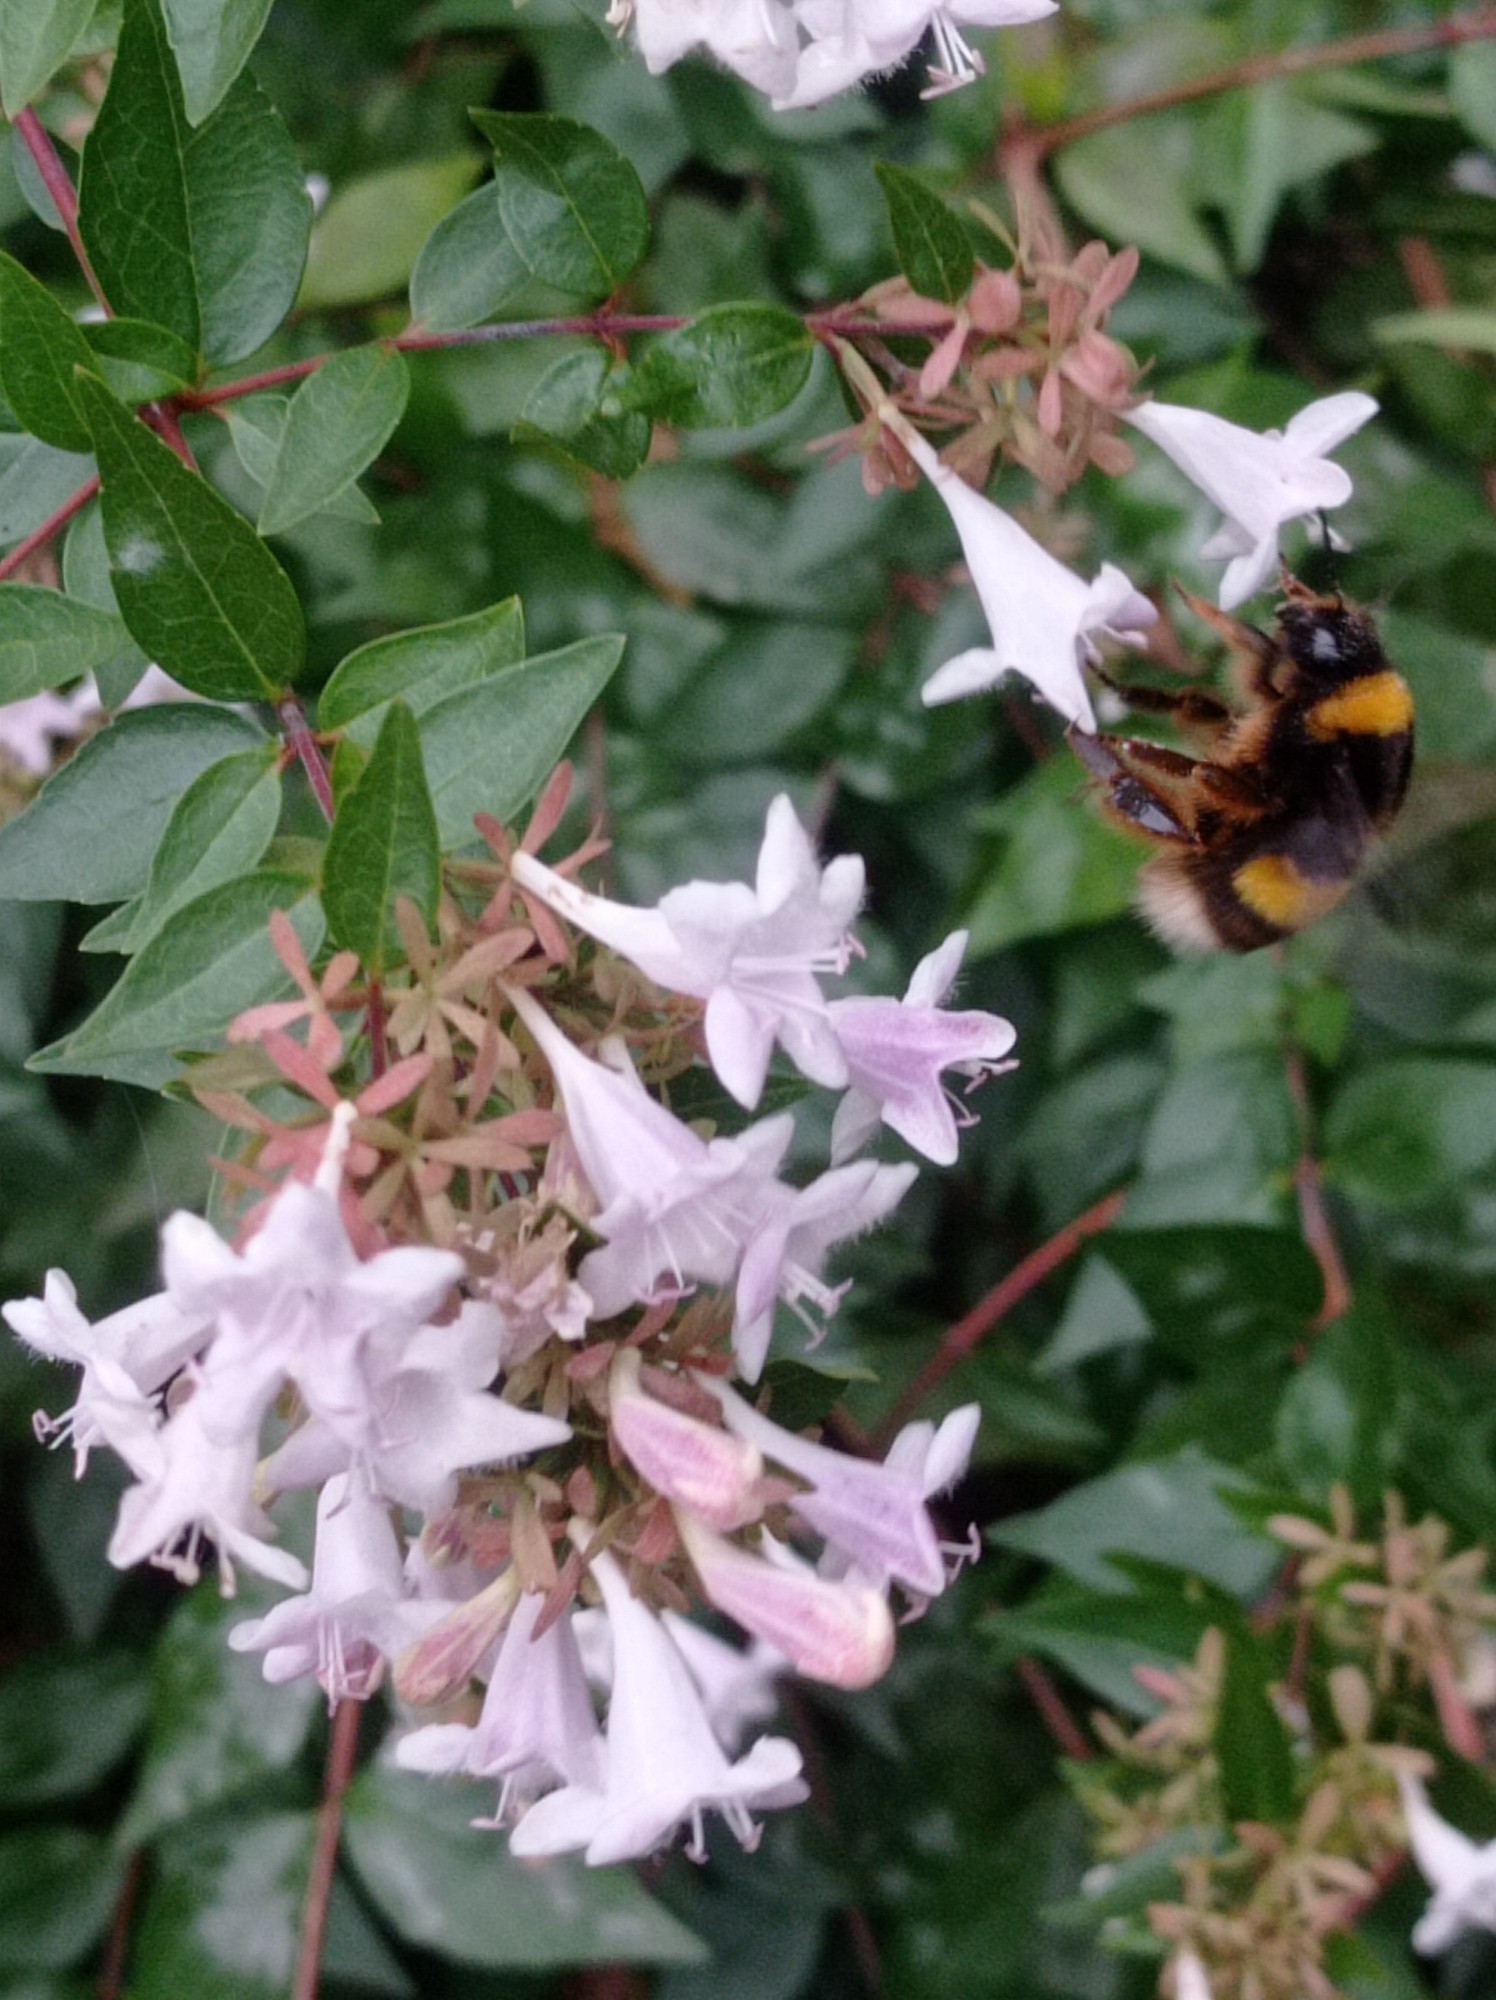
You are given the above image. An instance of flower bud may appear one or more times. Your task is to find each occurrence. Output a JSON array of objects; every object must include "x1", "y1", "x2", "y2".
[{"x1": 610, "y1": 1349, "x2": 765, "y2": 1532}]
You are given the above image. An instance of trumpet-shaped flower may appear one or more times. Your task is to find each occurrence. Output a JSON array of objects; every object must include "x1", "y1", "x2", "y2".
[
  {"x1": 1124, "y1": 391, "x2": 1378, "y2": 610},
  {"x1": 1399, "y1": 1771, "x2": 1496, "y2": 1954},
  {"x1": 617, "y1": 0, "x2": 799, "y2": 97},
  {"x1": 704, "y1": 1378, "x2": 978, "y2": 1596},
  {"x1": 676, "y1": 1511, "x2": 895, "y2": 1688},
  {"x1": 891, "y1": 416, "x2": 1154, "y2": 732},
  {"x1": 660, "y1": 1614, "x2": 787, "y2": 1750},
  {"x1": 509, "y1": 1545, "x2": 806, "y2": 1865},
  {"x1": 1172, "y1": 1951, "x2": 1213, "y2": 2000},
  {"x1": 512, "y1": 794, "x2": 862, "y2": 1110},
  {"x1": 609, "y1": 1349, "x2": 765, "y2": 1531},
  {"x1": 397, "y1": 1588, "x2": 605, "y2": 1822},
  {"x1": 774, "y1": 0, "x2": 1055, "y2": 106},
  {"x1": 229, "y1": 1473, "x2": 436, "y2": 1701},
  {"x1": 827, "y1": 929, "x2": 1017, "y2": 1165}
]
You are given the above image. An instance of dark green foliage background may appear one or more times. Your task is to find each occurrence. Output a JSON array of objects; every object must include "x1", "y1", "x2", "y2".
[{"x1": 2, "y1": 0, "x2": 1496, "y2": 1994}]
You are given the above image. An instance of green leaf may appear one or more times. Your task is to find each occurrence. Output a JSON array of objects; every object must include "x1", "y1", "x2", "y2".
[
  {"x1": 626, "y1": 305, "x2": 814, "y2": 429},
  {"x1": 77, "y1": 0, "x2": 310, "y2": 363},
  {"x1": 1215, "y1": 1625, "x2": 1296, "y2": 1825},
  {"x1": 161, "y1": 0, "x2": 273, "y2": 123},
  {"x1": 1275, "y1": 1307, "x2": 1400, "y2": 1509},
  {"x1": 653, "y1": 618, "x2": 855, "y2": 764},
  {"x1": 874, "y1": 162, "x2": 973, "y2": 304},
  {"x1": 516, "y1": 346, "x2": 651, "y2": 479},
  {"x1": 81, "y1": 745, "x2": 282, "y2": 954},
  {"x1": 964, "y1": 756, "x2": 1143, "y2": 955},
  {"x1": 222, "y1": 394, "x2": 379, "y2": 525},
  {"x1": 0, "y1": 249, "x2": 100, "y2": 451},
  {"x1": 1201, "y1": 83, "x2": 1374, "y2": 273},
  {"x1": 322, "y1": 703, "x2": 439, "y2": 972},
  {"x1": 1324, "y1": 1057, "x2": 1496, "y2": 1206},
  {"x1": 118, "y1": 1587, "x2": 319, "y2": 1847},
  {"x1": 1373, "y1": 307, "x2": 1496, "y2": 355},
  {"x1": 31, "y1": 869, "x2": 323, "y2": 1084},
  {"x1": 0, "y1": 1830, "x2": 124, "y2": 1972},
  {"x1": 0, "y1": 1649, "x2": 149, "y2": 1807},
  {"x1": 1055, "y1": 118, "x2": 1228, "y2": 285},
  {"x1": 0, "y1": 0, "x2": 95, "y2": 115},
  {"x1": 1103, "y1": 1226, "x2": 1320, "y2": 1354},
  {"x1": 1450, "y1": 42, "x2": 1496, "y2": 151},
  {"x1": 0, "y1": 434, "x2": 95, "y2": 548},
  {"x1": 298, "y1": 155, "x2": 482, "y2": 311},
  {"x1": 319, "y1": 596, "x2": 524, "y2": 734},
  {"x1": 984, "y1": 1575, "x2": 1213, "y2": 1714},
  {"x1": 992, "y1": 1450, "x2": 1280, "y2": 1599},
  {"x1": 257, "y1": 345, "x2": 409, "y2": 536},
  {"x1": 409, "y1": 180, "x2": 531, "y2": 332},
  {"x1": 0, "y1": 584, "x2": 128, "y2": 701},
  {"x1": 0, "y1": 703, "x2": 263, "y2": 902},
  {"x1": 345, "y1": 1769, "x2": 707, "y2": 1969},
  {"x1": 470, "y1": 111, "x2": 649, "y2": 299},
  {"x1": 82, "y1": 316, "x2": 198, "y2": 404},
  {"x1": 78, "y1": 371, "x2": 305, "y2": 701},
  {"x1": 418, "y1": 632, "x2": 624, "y2": 847}
]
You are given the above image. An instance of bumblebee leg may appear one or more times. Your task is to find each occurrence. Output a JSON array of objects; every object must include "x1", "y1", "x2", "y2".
[
  {"x1": 1092, "y1": 668, "x2": 1234, "y2": 732},
  {"x1": 1175, "y1": 585, "x2": 1281, "y2": 699},
  {"x1": 1067, "y1": 728, "x2": 1198, "y2": 844}
]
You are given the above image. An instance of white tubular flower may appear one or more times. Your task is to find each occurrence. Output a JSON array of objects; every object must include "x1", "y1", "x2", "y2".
[
  {"x1": 1399, "y1": 1771, "x2": 1496, "y2": 1954},
  {"x1": 621, "y1": 0, "x2": 800, "y2": 97},
  {"x1": 887, "y1": 411, "x2": 1154, "y2": 733},
  {"x1": 228, "y1": 1472, "x2": 436, "y2": 1702},
  {"x1": 508, "y1": 1545, "x2": 807, "y2": 1865},
  {"x1": 827, "y1": 929, "x2": 1017, "y2": 1166},
  {"x1": 1173, "y1": 1950, "x2": 1213, "y2": 2000},
  {"x1": 660, "y1": 1614, "x2": 787, "y2": 1751},
  {"x1": 675, "y1": 1511, "x2": 895, "y2": 1688},
  {"x1": 703, "y1": 1377, "x2": 978, "y2": 1597},
  {"x1": 1124, "y1": 391, "x2": 1378, "y2": 610},
  {"x1": 513, "y1": 793, "x2": 862, "y2": 1111},
  {"x1": 609, "y1": 1349, "x2": 765, "y2": 1532},
  {"x1": 397, "y1": 1588, "x2": 605, "y2": 1824},
  {"x1": 775, "y1": 0, "x2": 1054, "y2": 105}
]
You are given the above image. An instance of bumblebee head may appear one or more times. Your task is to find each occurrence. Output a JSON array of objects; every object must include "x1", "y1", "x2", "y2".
[{"x1": 1275, "y1": 581, "x2": 1386, "y2": 688}]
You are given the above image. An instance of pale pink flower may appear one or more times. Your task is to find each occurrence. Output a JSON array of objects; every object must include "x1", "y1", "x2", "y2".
[{"x1": 609, "y1": 1349, "x2": 765, "y2": 1532}]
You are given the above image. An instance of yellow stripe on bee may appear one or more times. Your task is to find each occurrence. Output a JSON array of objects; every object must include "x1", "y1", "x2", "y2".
[
  {"x1": 1306, "y1": 672, "x2": 1414, "y2": 741},
  {"x1": 1232, "y1": 855, "x2": 1347, "y2": 930}
]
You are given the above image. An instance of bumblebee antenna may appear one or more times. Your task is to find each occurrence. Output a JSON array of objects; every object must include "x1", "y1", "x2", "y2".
[{"x1": 1314, "y1": 510, "x2": 1344, "y2": 598}]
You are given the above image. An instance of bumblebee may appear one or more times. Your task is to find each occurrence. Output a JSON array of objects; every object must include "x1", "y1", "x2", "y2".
[{"x1": 1070, "y1": 576, "x2": 1414, "y2": 953}]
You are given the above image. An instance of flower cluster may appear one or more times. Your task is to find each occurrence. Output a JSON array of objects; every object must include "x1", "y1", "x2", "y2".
[
  {"x1": 5, "y1": 780, "x2": 1007, "y2": 1866},
  {"x1": 1071, "y1": 1488, "x2": 1496, "y2": 2000},
  {"x1": 607, "y1": 0, "x2": 1055, "y2": 110}
]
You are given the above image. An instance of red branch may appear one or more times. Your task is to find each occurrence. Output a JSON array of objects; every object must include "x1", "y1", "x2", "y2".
[
  {"x1": 276, "y1": 692, "x2": 336, "y2": 824},
  {"x1": 875, "y1": 1188, "x2": 1126, "y2": 1447},
  {"x1": 1016, "y1": 1655, "x2": 1094, "y2": 1760},
  {"x1": 0, "y1": 475, "x2": 99, "y2": 581},
  {"x1": 13, "y1": 108, "x2": 110, "y2": 312},
  {"x1": 291, "y1": 1698, "x2": 363, "y2": 2000}
]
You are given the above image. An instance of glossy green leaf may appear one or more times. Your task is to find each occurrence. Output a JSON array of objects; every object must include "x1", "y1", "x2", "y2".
[
  {"x1": 319, "y1": 596, "x2": 524, "y2": 734},
  {"x1": 874, "y1": 161, "x2": 973, "y2": 304},
  {"x1": 0, "y1": 0, "x2": 95, "y2": 115},
  {"x1": 626, "y1": 305, "x2": 814, "y2": 429},
  {"x1": 1275, "y1": 1308, "x2": 1400, "y2": 1508},
  {"x1": 117, "y1": 1587, "x2": 319, "y2": 1847},
  {"x1": 1324, "y1": 1057, "x2": 1496, "y2": 1206},
  {"x1": 0, "y1": 703, "x2": 263, "y2": 903},
  {"x1": 77, "y1": 0, "x2": 310, "y2": 363},
  {"x1": 1374, "y1": 306, "x2": 1496, "y2": 355},
  {"x1": 470, "y1": 111, "x2": 649, "y2": 298},
  {"x1": 1201, "y1": 83, "x2": 1373, "y2": 272},
  {"x1": 345, "y1": 1769, "x2": 707, "y2": 1968},
  {"x1": 1055, "y1": 118, "x2": 1227, "y2": 285},
  {"x1": 984, "y1": 1576, "x2": 1213, "y2": 1714},
  {"x1": 223, "y1": 394, "x2": 379, "y2": 525},
  {"x1": 81, "y1": 745, "x2": 282, "y2": 954},
  {"x1": 0, "y1": 434, "x2": 95, "y2": 548},
  {"x1": 0, "y1": 1649, "x2": 149, "y2": 1806},
  {"x1": 161, "y1": 0, "x2": 274, "y2": 123},
  {"x1": 257, "y1": 344, "x2": 409, "y2": 535},
  {"x1": 0, "y1": 250, "x2": 100, "y2": 450},
  {"x1": 516, "y1": 346, "x2": 651, "y2": 479},
  {"x1": 0, "y1": 585, "x2": 128, "y2": 702},
  {"x1": 299, "y1": 155, "x2": 481, "y2": 310},
  {"x1": 1216, "y1": 1625, "x2": 1296, "y2": 1825},
  {"x1": 82, "y1": 316, "x2": 198, "y2": 403},
  {"x1": 964, "y1": 755, "x2": 1142, "y2": 955},
  {"x1": 992, "y1": 1451, "x2": 1280, "y2": 1599},
  {"x1": 31, "y1": 869, "x2": 323, "y2": 1083},
  {"x1": 653, "y1": 618, "x2": 855, "y2": 763},
  {"x1": 60, "y1": 501, "x2": 151, "y2": 700},
  {"x1": 322, "y1": 703, "x2": 440, "y2": 971},
  {"x1": 418, "y1": 632, "x2": 624, "y2": 846},
  {"x1": 0, "y1": 1830, "x2": 124, "y2": 1972},
  {"x1": 409, "y1": 179, "x2": 531, "y2": 331},
  {"x1": 1103, "y1": 1226, "x2": 1320, "y2": 1353},
  {"x1": 79, "y1": 371, "x2": 305, "y2": 700}
]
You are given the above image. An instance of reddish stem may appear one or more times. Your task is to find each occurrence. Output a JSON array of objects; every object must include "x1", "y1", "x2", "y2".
[
  {"x1": 1016, "y1": 1655, "x2": 1094, "y2": 1760},
  {"x1": 96, "y1": 1848, "x2": 145, "y2": 2000},
  {"x1": 0, "y1": 474, "x2": 99, "y2": 581},
  {"x1": 146, "y1": 401, "x2": 199, "y2": 471},
  {"x1": 875, "y1": 1188, "x2": 1126, "y2": 1447},
  {"x1": 1010, "y1": 5, "x2": 1496, "y2": 161},
  {"x1": 1283, "y1": 1047, "x2": 1352, "y2": 1331},
  {"x1": 366, "y1": 980, "x2": 389, "y2": 1079},
  {"x1": 291, "y1": 1697, "x2": 363, "y2": 2000},
  {"x1": 13, "y1": 108, "x2": 110, "y2": 313},
  {"x1": 276, "y1": 692, "x2": 336, "y2": 824}
]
